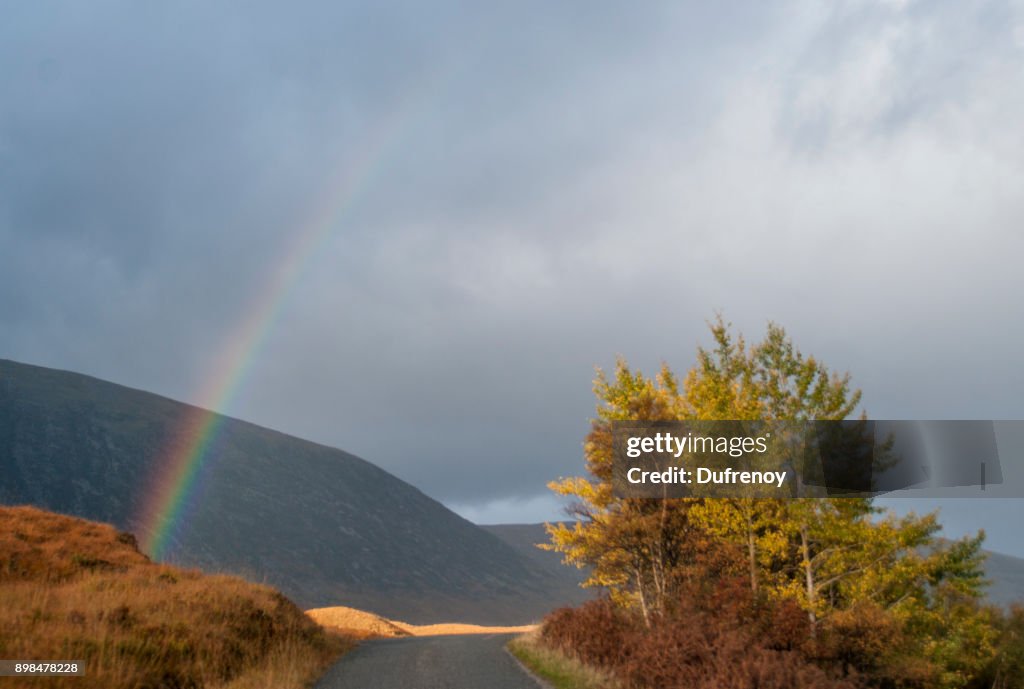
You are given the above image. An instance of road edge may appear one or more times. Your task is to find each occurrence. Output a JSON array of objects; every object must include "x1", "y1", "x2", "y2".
[{"x1": 504, "y1": 643, "x2": 555, "y2": 689}]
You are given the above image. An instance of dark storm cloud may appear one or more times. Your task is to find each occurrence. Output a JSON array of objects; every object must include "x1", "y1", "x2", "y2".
[
  {"x1": 0, "y1": 1, "x2": 424, "y2": 387},
  {"x1": 0, "y1": 0, "x2": 702, "y2": 387},
  {"x1": 2, "y1": 1, "x2": 1023, "y2": 545}
]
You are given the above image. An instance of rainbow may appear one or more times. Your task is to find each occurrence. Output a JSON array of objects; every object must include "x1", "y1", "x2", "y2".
[{"x1": 135, "y1": 71, "x2": 446, "y2": 559}]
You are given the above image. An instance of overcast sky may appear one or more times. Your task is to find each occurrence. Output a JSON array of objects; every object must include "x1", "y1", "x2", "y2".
[{"x1": 2, "y1": 1, "x2": 1023, "y2": 553}]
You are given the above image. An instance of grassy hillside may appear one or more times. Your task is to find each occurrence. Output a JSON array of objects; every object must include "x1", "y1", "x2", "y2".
[
  {"x1": 0, "y1": 358, "x2": 571, "y2": 624},
  {"x1": 0, "y1": 505, "x2": 352, "y2": 689}
]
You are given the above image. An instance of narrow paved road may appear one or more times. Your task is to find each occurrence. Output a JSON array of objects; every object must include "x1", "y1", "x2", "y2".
[{"x1": 314, "y1": 633, "x2": 542, "y2": 689}]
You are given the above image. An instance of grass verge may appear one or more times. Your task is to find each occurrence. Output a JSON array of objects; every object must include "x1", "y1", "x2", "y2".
[{"x1": 508, "y1": 631, "x2": 619, "y2": 689}]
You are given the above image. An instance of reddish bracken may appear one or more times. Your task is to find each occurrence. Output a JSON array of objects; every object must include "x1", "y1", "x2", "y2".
[{"x1": 541, "y1": 592, "x2": 859, "y2": 689}]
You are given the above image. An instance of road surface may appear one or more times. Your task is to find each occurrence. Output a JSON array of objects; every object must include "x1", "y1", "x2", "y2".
[{"x1": 314, "y1": 633, "x2": 542, "y2": 689}]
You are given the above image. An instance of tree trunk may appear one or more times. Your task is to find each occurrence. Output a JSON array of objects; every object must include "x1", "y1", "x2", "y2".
[
  {"x1": 800, "y1": 524, "x2": 817, "y2": 635},
  {"x1": 745, "y1": 505, "x2": 758, "y2": 593},
  {"x1": 635, "y1": 566, "x2": 651, "y2": 628}
]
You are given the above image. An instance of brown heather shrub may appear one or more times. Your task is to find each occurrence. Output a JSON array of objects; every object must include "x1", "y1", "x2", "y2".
[
  {"x1": 814, "y1": 602, "x2": 937, "y2": 688},
  {"x1": 619, "y1": 613, "x2": 851, "y2": 689},
  {"x1": 0, "y1": 506, "x2": 354, "y2": 689},
  {"x1": 541, "y1": 592, "x2": 858, "y2": 689},
  {"x1": 542, "y1": 598, "x2": 639, "y2": 669},
  {"x1": 817, "y1": 603, "x2": 903, "y2": 676}
]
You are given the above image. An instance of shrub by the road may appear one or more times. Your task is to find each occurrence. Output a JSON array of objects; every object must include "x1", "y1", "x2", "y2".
[{"x1": 541, "y1": 594, "x2": 858, "y2": 689}]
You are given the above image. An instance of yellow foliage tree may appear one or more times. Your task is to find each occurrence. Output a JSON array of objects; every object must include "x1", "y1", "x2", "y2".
[{"x1": 546, "y1": 317, "x2": 994, "y2": 681}]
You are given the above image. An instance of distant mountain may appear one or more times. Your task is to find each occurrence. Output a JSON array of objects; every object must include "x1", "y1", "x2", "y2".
[
  {"x1": 985, "y1": 550, "x2": 1024, "y2": 607},
  {"x1": 0, "y1": 358, "x2": 584, "y2": 624},
  {"x1": 482, "y1": 523, "x2": 592, "y2": 608}
]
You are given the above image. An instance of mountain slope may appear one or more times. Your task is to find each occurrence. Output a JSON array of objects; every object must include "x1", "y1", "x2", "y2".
[
  {"x1": 0, "y1": 358, "x2": 577, "y2": 624},
  {"x1": 481, "y1": 523, "x2": 592, "y2": 608},
  {"x1": 985, "y1": 550, "x2": 1024, "y2": 607}
]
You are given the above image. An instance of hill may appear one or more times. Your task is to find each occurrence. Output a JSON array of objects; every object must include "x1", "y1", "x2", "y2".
[
  {"x1": 0, "y1": 505, "x2": 349, "y2": 689},
  {"x1": 0, "y1": 358, "x2": 583, "y2": 624},
  {"x1": 985, "y1": 550, "x2": 1024, "y2": 607},
  {"x1": 482, "y1": 523, "x2": 569, "y2": 572},
  {"x1": 481, "y1": 523, "x2": 592, "y2": 606}
]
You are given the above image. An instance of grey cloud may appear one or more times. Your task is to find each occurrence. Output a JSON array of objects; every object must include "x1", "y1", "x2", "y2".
[{"x1": 2, "y1": 1, "x2": 1023, "y2": 540}]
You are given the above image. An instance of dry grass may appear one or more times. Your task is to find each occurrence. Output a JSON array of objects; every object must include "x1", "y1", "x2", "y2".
[
  {"x1": 306, "y1": 605, "x2": 537, "y2": 638},
  {"x1": 0, "y1": 505, "x2": 355, "y2": 689},
  {"x1": 508, "y1": 631, "x2": 620, "y2": 689},
  {"x1": 215, "y1": 635, "x2": 352, "y2": 689},
  {"x1": 306, "y1": 606, "x2": 412, "y2": 638},
  {"x1": 403, "y1": 622, "x2": 538, "y2": 636}
]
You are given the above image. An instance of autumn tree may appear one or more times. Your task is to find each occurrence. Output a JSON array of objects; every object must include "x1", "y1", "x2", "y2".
[
  {"x1": 546, "y1": 317, "x2": 995, "y2": 685},
  {"x1": 547, "y1": 317, "x2": 865, "y2": 616},
  {"x1": 683, "y1": 319, "x2": 862, "y2": 602},
  {"x1": 544, "y1": 361, "x2": 704, "y2": 623}
]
